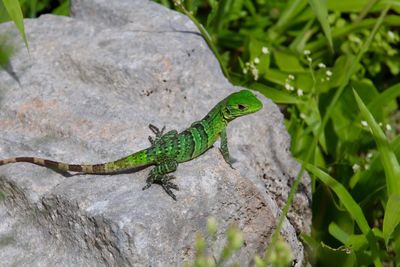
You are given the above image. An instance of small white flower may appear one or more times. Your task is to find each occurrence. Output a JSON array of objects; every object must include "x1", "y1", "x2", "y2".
[
  {"x1": 173, "y1": 0, "x2": 182, "y2": 5},
  {"x1": 326, "y1": 70, "x2": 333, "y2": 76},
  {"x1": 284, "y1": 84, "x2": 294, "y2": 91},
  {"x1": 297, "y1": 88, "x2": 303, "y2": 96},
  {"x1": 367, "y1": 152, "x2": 373, "y2": 159},
  {"x1": 352, "y1": 164, "x2": 360, "y2": 172},
  {"x1": 318, "y1": 63, "x2": 326, "y2": 68},
  {"x1": 307, "y1": 57, "x2": 312, "y2": 63},
  {"x1": 361, "y1": 120, "x2": 368, "y2": 127},
  {"x1": 365, "y1": 164, "x2": 370, "y2": 170},
  {"x1": 388, "y1": 30, "x2": 395, "y2": 40},
  {"x1": 288, "y1": 74, "x2": 295, "y2": 80},
  {"x1": 379, "y1": 122, "x2": 383, "y2": 127},
  {"x1": 243, "y1": 68, "x2": 248, "y2": 74},
  {"x1": 300, "y1": 113, "x2": 306, "y2": 119},
  {"x1": 386, "y1": 124, "x2": 392, "y2": 131},
  {"x1": 249, "y1": 63, "x2": 259, "y2": 80},
  {"x1": 262, "y1": 47, "x2": 270, "y2": 54},
  {"x1": 245, "y1": 62, "x2": 250, "y2": 66},
  {"x1": 252, "y1": 71, "x2": 259, "y2": 80},
  {"x1": 254, "y1": 57, "x2": 260, "y2": 64},
  {"x1": 326, "y1": 77, "x2": 330, "y2": 81},
  {"x1": 303, "y1": 50, "x2": 311, "y2": 55}
]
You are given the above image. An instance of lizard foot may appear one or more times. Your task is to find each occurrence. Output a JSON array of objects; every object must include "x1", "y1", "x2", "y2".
[
  {"x1": 148, "y1": 124, "x2": 178, "y2": 145},
  {"x1": 219, "y1": 148, "x2": 236, "y2": 170},
  {"x1": 142, "y1": 174, "x2": 179, "y2": 200}
]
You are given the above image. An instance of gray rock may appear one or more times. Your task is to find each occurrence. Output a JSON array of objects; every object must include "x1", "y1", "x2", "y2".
[{"x1": 0, "y1": 0, "x2": 311, "y2": 266}]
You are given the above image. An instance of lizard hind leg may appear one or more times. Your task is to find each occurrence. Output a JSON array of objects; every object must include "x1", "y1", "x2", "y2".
[
  {"x1": 142, "y1": 160, "x2": 179, "y2": 200},
  {"x1": 148, "y1": 124, "x2": 166, "y2": 145},
  {"x1": 148, "y1": 124, "x2": 178, "y2": 145}
]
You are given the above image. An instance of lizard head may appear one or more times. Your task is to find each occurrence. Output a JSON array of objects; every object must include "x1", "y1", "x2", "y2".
[{"x1": 222, "y1": 90, "x2": 263, "y2": 121}]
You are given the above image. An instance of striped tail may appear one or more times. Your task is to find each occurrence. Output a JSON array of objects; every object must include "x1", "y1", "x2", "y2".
[{"x1": 0, "y1": 149, "x2": 153, "y2": 174}]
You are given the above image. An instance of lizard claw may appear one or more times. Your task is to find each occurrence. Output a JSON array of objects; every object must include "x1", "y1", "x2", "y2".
[
  {"x1": 165, "y1": 181, "x2": 179, "y2": 191},
  {"x1": 142, "y1": 173, "x2": 179, "y2": 200},
  {"x1": 148, "y1": 136, "x2": 155, "y2": 146},
  {"x1": 160, "y1": 175, "x2": 179, "y2": 199},
  {"x1": 148, "y1": 124, "x2": 166, "y2": 137},
  {"x1": 162, "y1": 184, "x2": 177, "y2": 201},
  {"x1": 142, "y1": 182, "x2": 152, "y2": 191},
  {"x1": 219, "y1": 148, "x2": 236, "y2": 169}
]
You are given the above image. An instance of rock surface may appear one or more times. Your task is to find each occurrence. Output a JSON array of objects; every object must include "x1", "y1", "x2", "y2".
[{"x1": 0, "y1": 0, "x2": 311, "y2": 266}]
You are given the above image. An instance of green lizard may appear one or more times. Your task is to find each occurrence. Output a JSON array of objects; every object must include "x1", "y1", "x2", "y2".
[{"x1": 0, "y1": 90, "x2": 263, "y2": 200}]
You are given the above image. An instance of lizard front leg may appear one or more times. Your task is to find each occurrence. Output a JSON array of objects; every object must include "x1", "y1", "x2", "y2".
[
  {"x1": 219, "y1": 128, "x2": 235, "y2": 169},
  {"x1": 142, "y1": 160, "x2": 179, "y2": 200}
]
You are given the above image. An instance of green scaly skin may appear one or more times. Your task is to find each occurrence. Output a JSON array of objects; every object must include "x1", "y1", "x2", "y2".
[{"x1": 0, "y1": 90, "x2": 263, "y2": 200}]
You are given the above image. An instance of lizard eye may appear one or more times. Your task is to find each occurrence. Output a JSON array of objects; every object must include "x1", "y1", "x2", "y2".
[{"x1": 237, "y1": 104, "x2": 247, "y2": 110}]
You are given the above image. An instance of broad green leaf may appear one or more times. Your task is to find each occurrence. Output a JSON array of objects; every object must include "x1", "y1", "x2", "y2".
[
  {"x1": 367, "y1": 83, "x2": 400, "y2": 116},
  {"x1": 273, "y1": 50, "x2": 305, "y2": 72},
  {"x1": 308, "y1": 0, "x2": 333, "y2": 51},
  {"x1": 1, "y1": 0, "x2": 28, "y2": 50},
  {"x1": 264, "y1": 68, "x2": 313, "y2": 92},
  {"x1": 331, "y1": 80, "x2": 378, "y2": 144},
  {"x1": 383, "y1": 194, "x2": 400, "y2": 244},
  {"x1": 353, "y1": 89, "x2": 400, "y2": 196},
  {"x1": 329, "y1": 55, "x2": 356, "y2": 88}
]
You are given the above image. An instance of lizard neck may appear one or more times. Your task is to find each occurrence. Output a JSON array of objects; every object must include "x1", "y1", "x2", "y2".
[{"x1": 200, "y1": 103, "x2": 228, "y2": 145}]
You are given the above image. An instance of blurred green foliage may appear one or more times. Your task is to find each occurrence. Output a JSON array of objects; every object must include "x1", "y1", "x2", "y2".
[
  {"x1": 184, "y1": 217, "x2": 244, "y2": 267},
  {"x1": 1, "y1": 0, "x2": 400, "y2": 265},
  {"x1": 157, "y1": 0, "x2": 400, "y2": 266}
]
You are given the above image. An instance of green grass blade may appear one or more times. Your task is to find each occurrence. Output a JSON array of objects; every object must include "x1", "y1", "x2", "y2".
[
  {"x1": 353, "y1": 89, "x2": 400, "y2": 196},
  {"x1": 308, "y1": 0, "x2": 333, "y2": 51},
  {"x1": 276, "y1": 0, "x2": 307, "y2": 31},
  {"x1": 383, "y1": 195, "x2": 400, "y2": 244},
  {"x1": 0, "y1": 39, "x2": 19, "y2": 84},
  {"x1": 354, "y1": 88, "x2": 400, "y2": 244},
  {"x1": 1, "y1": 0, "x2": 28, "y2": 50}
]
